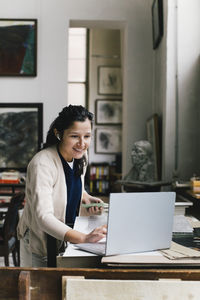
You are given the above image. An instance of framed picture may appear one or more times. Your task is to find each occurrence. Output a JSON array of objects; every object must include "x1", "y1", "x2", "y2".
[
  {"x1": 146, "y1": 114, "x2": 161, "y2": 180},
  {"x1": 95, "y1": 128, "x2": 122, "y2": 154},
  {"x1": 151, "y1": 0, "x2": 163, "y2": 49},
  {"x1": 0, "y1": 18, "x2": 37, "y2": 76},
  {"x1": 95, "y1": 99, "x2": 122, "y2": 125},
  {"x1": 98, "y1": 66, "x2": 122, "y2": 95},
  {"x1": 0, "y1": 103, "x2": 43, "y2": 171}
]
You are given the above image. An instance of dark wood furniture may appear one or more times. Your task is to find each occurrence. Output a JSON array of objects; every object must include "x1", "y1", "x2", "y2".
[
  {"x1": 1, "y1": 267, "x2": 200, "y2": 300},
  {"x1": 118, "y1": 180, "x2": 172, "y2": 192},
  {"x1": 0, "y1": 182, "x2": 25, "y2": 197},
  {"x1": 0, "y1": 192, "x2": 25, "y2": 266},
  {"x1": 176, "y1": 189, "x2": 200, "y2": 220}
]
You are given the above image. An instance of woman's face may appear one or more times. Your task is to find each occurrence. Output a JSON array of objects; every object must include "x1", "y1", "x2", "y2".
[{"x1": 59, "y1": 118, "x2": 92, "y2": 161}]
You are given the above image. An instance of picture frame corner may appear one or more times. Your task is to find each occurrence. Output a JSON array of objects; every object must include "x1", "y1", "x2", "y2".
[
  {"x1": 0, "y1": 102, "x2": 43, "y2": 171},
  {"x1": 151, "y1": 0, "x2": 164, "y2": 50},
  {"x1": 0, "y1": 18, "x2": 37, "y2": 77}
]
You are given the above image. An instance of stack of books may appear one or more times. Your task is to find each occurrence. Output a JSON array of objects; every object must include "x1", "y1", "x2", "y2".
[
  {"x1": 190, "y1": 176, "x2": 200, "y2": 196},
  {"x1": 89, "y1": 164, "x2": 110, "y2": 195},
  {"x1": 0, "y1": 195, "x2": 11, "y2": 203},
  {"x1": 0, "y1": 171, "x2": 20, "y2": 184},
  {"x1": 173, "y1": 215, "x2": 194, "y2": 238}
]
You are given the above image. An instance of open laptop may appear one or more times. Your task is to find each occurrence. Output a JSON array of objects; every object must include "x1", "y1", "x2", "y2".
[{"x1": 75, "y1": 192, "x2": 176, "y2": 256}]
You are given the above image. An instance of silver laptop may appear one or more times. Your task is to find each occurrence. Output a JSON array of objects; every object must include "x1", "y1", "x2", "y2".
[{"x1": 75, "y1": 192, "x2": 175, "y2": 256}]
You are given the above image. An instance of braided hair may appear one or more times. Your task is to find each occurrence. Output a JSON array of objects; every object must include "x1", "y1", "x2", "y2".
[{"x1": 43, "y1": 105, "x2": 93, "y2": 176}]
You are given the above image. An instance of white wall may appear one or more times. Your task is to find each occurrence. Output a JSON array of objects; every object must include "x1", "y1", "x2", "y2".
[
  {"x1": 1, "y1": 0, "x2": 199, "y2": 182},
  {"x1": 163, "y1": 0, "x2": 200, "y2": 181},
  {"x1": 177, "y1": 0, "x2": 200, "y2": 179},
  {"x1": 0, "y1": 0, "x2": 68, "y2": 137},
  {"x1": 160, "y1": 0, "x2": 176, "y2": 181},
  {"x1": 0, "y1": 0, "x2": 154, "y2": 176},
  {"x1": 88, "y1": 28, "x2": 121, "y2": 165}
]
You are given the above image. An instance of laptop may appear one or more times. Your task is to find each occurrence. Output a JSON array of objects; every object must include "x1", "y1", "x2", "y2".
[{"x1": 75, "y1": 192, "x2": 176, "y2": 256}]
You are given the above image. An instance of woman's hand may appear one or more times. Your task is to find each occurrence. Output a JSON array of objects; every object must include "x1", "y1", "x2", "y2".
[
  {"x1": 64, "y1": 225, "x2": 107, "y2": 244},
  {"x1": 82, "y1": 191, "x2": 104, "y2": 215},
  {"x1": 85, "y1": 225, "x2": 107, "y2": 243}
]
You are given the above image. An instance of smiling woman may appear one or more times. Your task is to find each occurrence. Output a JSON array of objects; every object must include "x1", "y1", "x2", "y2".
[
  {"x1": 17, "y1": 105, "x2": 107, "y2": 267},
  {"x1": 55, "y1": 118, "x2": 92, "y2": 162}
]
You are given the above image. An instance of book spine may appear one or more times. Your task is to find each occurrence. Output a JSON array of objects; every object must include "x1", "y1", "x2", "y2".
[
  {"x1": 90, "y1": 181, "x2": 93, "y2": 193},
  {"x1": 0, "y1": 179, "x2": 20, "y2": 184},
  {"x1": 96, "y1": 167, "x2": 99, "y2": 179}
]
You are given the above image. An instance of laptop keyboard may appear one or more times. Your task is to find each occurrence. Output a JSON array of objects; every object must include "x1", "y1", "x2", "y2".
[{"x1": 75, "y1": 242, "x2": 106, "y2": 256}]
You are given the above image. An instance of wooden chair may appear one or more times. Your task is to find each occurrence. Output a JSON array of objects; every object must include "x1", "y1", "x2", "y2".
[{"x1": 0, "y1": 192, "x2": 25, "y2": 266}]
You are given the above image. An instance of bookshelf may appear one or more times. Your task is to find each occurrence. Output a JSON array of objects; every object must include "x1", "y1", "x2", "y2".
[
  {"x1": 89, "y1": 163, "x2": 110, "y2": 196},
  {"x1": 0, "y1": 171, "x2": 25, "y2": 199},
  {"x1": 88, "y1": 163, "x2": 122, "y2": 196}
]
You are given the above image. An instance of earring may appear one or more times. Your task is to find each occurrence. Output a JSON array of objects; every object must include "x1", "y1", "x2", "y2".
[{"x1": 56, "y1": 134, "x2": 61, "y2": 141}]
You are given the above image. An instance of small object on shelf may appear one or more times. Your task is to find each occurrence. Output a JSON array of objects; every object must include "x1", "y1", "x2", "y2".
[
  {"x1": 192, "y1": 193, "x2": 200, "y2": 199},
  {"x1": 1, "y1": 170, "x2": 20, "y2": 179},
  {"x1": 0, "y1": 196, "x2": 11, "y2": 203},
  {"x1": 0, "y1": 170, "x2": 20, "y2": 184},
  {"x1": 172, "y1": 180, "x2": 190, "y2": 189},
  {"x1": 190, "y1": 175, "x2": 200, "y2": 193},
  {"x1": 190, "y1": 175, "x2": 200, "y2": 185},
  {"x1": 0, "y1": 171, "x2": 25, "y2": 197},
  {"x1": 0, "y1": 179, "x2": 20, "y2": 184}
]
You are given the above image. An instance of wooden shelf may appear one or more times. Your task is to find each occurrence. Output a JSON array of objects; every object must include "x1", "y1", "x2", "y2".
[{"x1": 0, "y1": 183, "x2": 25, "y2": 196}]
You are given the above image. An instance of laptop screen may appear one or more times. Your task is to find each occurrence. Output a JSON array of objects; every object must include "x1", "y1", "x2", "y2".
[{"x1": 105, "y1": 192, "x2": 175, "y2": 256}]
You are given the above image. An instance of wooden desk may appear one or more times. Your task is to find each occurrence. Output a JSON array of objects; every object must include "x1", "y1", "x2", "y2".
[
  {"x1": 57, "y1": 242, "x2": 200, "y2": 269},
  {"x1": 57, "y1": 214, "x2": 200, "y2": 269},
  {"x1": 176, "y1": 189, "x2": 200, "y2": 220},
  {"x1": 57, "y1": 244, "x2": 102, "y2": 268},
  {"x1": 2, "y1": 267, "x2": 200, "y2": 300}
]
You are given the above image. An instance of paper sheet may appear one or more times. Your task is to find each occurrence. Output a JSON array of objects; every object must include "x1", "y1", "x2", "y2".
[
  {"x1": 173, "y1": 215, "x2": 193, "y2": 233},
  {"x1": 74, "y1": 215, "x2": 107, "y2": 233},
  {"x1": 160, "y1": 241, "x2": 200, "y2": 259}
]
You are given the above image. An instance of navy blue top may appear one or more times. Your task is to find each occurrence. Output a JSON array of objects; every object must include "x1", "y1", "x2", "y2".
[{"x1": 58, "y1": 150, "x2": 82, "y2": 228}]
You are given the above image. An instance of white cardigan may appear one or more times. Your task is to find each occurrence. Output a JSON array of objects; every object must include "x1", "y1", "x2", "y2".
[{"x1": 17, "y1": 146, "x2": 86, "y2": 256}]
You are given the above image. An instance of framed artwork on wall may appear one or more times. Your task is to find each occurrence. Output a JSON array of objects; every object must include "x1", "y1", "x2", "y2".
[
  {"x1": 146, "y1": 114, "x2": 161, "y2": 180},
  {"x1": 0, "y1": 103, "x2": 43, "y2": 172},
  {"x1": 95, "y1": 99, "x2": 122, "y2": 125},
  {"x1": 95, "y1": 128, "x2": 122, "y2": 154},
  {"x1": 151, "y1": 0, "x2": 163, "y2": 49},
  {"x1": 0, "y1": 18, "x2": 37, "y2": 76},
  {"x1": 98, "y1": 66, "x2": 122, "y2": 95}
]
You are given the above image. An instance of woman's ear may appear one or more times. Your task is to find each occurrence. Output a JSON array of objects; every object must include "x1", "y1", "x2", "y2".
[{"x1": 54, "y1": 129, "x2": 61, "y2": 141}]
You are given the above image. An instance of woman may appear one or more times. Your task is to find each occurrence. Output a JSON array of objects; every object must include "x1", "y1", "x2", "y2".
[{"x1": 17, "y1": 105, "x2": 107, "y2": 267}]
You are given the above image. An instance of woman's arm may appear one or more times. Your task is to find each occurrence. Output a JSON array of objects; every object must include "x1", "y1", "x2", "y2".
[{"x1": 64, "y1": 224, "x2": 107, "y2": 243}]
